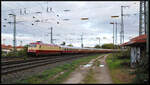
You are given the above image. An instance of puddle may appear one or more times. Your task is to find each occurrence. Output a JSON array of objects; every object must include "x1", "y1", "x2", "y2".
[
  {"x1": 83, "y1": 64, "x2": 92, "y2": 68},
  {"x1": 99, "y1": 64, "x2": 104, "y2": 67}
]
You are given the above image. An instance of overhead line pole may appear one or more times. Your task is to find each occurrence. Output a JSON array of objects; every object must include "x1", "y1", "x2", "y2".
[
  {"x1": 146, "y1": 1, "x2": 149, "y2": 58},
  {"x1": 115, "y1": 22, "x2": 118, "y2": 44},
  {"x1": 113, "y1": 22, "x2": 115, "y2": 45},
  {"x1": 139, "y1": 1, "x2": 143, "y2": 35},
  {"x1": 50, "y1": 27, "x2": 53, "y2": 44},
  {"x1": 110, "y1": 22, "x2": 115, "y2": 46},
  {"x1": 81, "y1": 33, "x2": 83, "y2": 48},
  {"x1": 14, "y1": 15, "x2": 16, "y2": 52},
  {"x1": 99, "y1": 37, "x2": 100, "y2": 46},
  {"x1": 121, "y1": 6, "x2": 124, "y2": 44},
  {"x1": 144, "y1": 1, "x2": 147, "y2": 34},
  {"x1": 9, "y1": 14, "x2": 17, "y2": 52}
]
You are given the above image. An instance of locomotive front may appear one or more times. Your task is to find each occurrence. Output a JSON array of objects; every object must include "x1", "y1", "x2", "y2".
[{"x1": 27, "y1": 42, "x2": 40, "y2": 56}]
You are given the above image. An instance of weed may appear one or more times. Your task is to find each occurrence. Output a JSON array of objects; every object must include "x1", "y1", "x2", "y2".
[
  {"x1": 17, "y1": 54, "x2": 101, "y2": 84},
  {"x1": 106, "y1": 53, "x2": 133, "y2": 84}
]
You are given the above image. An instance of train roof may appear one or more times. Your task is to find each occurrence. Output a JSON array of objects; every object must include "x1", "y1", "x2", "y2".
[
  {"x1": 29, "y1": 42, "x2": 59, "y2": 47},
  {"x1": 60, "y1": 45, "x2": 106, "y2": 50},
  {"x1": 29, "y1": 41, "x2": 114, "y2": 50}
]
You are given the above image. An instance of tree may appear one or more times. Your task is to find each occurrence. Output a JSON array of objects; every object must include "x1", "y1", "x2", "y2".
[
  {"x1": 60, "y1": 41, "x2": 66, "y2": 46},
  {"x1": 101, "y1": 43, "x2": 114, "y2": 49},
  {"x1": 67, "y1": 44, "x2": 73, "y2": 47},
  {"x1": 94, "y1": 44, "x2": 101, "y2": 48}
]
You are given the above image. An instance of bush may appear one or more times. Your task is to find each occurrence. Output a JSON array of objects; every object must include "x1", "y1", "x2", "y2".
[
  {"x1": 94, "y1": 44, "x2": 101, "y2": 48},
  {"x1": 4, "y1": 45, "x2": 28, "y2": 57},
  {"x1": 132, "y1": 52, "x2": 149, "y2": 84},
  {"x1": 101, "y1": 43, "x2": 114, "y2": 49}
]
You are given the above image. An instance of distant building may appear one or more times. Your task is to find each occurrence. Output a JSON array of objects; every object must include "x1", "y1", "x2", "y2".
[
  {"x1": 1, "y1": 44, "x2": 24, "y2": 54},
  {"x1": 16, "y1": 46, "x2": 24, "y2": 51},
  {"x1": 1, "y1": 44, "x2": 13, "y2": 54},
  {"x1": 120, "y1": 34, "x2": 146, "y2": 68}
]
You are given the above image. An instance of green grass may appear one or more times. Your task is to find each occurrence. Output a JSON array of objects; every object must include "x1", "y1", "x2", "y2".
[
  {"x1": 106, "y1": 54, "x2": 130, "y2": 69},
  {"x1": 16, "y1": 54, "x2": 101, "y2": 84},
  {"x1": 106, "y1": 53, "x2": 133, "y2": 84}
]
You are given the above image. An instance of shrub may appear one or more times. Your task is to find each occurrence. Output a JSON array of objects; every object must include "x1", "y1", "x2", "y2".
[{"x1": 132, "y1": 52, "x2": 149, "y2": 84}]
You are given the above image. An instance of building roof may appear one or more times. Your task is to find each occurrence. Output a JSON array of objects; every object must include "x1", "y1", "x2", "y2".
[
  {"x1": 1, "y1": 44, "x2": 24, "y2": 49},
  {"x1": 16, "y1": 46, "x2": 24, "y2": 48},
  {"x1": 120, "y1": 34, "x2": 146, "y2": 46},
  {"x1": 1, "y1": 44, "x2": 12, "y2": 49}
]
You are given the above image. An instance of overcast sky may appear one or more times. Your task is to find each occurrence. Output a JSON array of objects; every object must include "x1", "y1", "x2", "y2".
[{"x1": 1, "y1": 1, "x2": 140, "y2": 47}]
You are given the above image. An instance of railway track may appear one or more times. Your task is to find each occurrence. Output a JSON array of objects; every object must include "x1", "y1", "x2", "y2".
[
  {"x1": 2, "y1": 56, "x2": 61, "y2": 65},
  {"x1": 1, "y1": 54, "x2": 92, "y2": 75}
]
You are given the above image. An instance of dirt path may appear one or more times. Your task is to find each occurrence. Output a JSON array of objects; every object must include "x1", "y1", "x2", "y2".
[
  {"x1": 62, "y1": 59, "x2": 95, "y2": 84},
  {"x1": 94, "y1": 54, "x2": 113, "y2": 83},
  {"x1": 62, "y1": 54, "x2": 113, "y2": 84}
]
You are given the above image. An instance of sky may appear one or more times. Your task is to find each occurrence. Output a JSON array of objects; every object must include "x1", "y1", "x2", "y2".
[{"x1": 1, "y1": 1, "x2": 140, "y2": 47}]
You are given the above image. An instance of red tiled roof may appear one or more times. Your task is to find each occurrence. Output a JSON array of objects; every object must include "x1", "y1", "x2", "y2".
[
  {"x1": 1, "y1": 44, "x2": 13, "y2": 49},
  {"x1": 131, "y1": 34, "x2": 146, "y2": 41},
  {"x1": 16, "y1": 46, "x2": 24, "y2": 48},
  {"x1": 120, "y1": 34, "x2": 146, "y2": 46},
  {"x1": 1, "y1": 44, "x2": 24, "y2": 49}
]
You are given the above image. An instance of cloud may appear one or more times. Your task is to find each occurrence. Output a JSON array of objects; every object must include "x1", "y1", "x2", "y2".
[{"x1": 2, "y1": 1, "x2": 140, "y2": 47}]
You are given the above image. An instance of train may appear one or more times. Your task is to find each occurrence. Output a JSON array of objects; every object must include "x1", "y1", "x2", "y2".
[{"x1": 27, "y1": 41, "x2": 119, "y2": 56}]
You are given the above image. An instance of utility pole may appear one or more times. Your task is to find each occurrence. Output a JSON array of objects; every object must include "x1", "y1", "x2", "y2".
[
  {"x1": 99, "y1": 37, "x2": 100, "y2": 46},
  {"x1": 146, "y1": 1, "x2": 149, "y2": 58},
  {"x1": 139, "y1": 1, "x2": 143, "y2": 35},
  {"x1": 50, "y1": 27, "x2": 53, "y2": 44},
  {"x1": 48, "y1": 27, "x2": 53, "y2": 44},
  {"x1": 2, "y1": 39, "x2": 5, "y2": 45},
  {"x1": 120, "y1": 31, "x2": 121, "y2": 44},
  {"x1": 96, "y1": 37, "x2": 100, "y2": 46},
  {"x1": 80, "y1": 17, "x2": 88, "y2": 48},
  {"x1": 110, "y1": 22, "x2": 115, "y2": 46},
  {"x1": 121, "y1": 6, "x2": 123, "y2": 44},
  {"x1": 121, "y1": 6, "x2": 129, "y2": 44},
  {"x1": 121, "y1": 6, "x2": 124, "y2": 44},
  {"x1": 81, "y1": 33, "x2": 83, "y2": 48},
  {"x1": 144, "y1": 1, "x2": 147, "y2": 34},
  {"x1": 14, "y1": 15, "x2": 16, "y2": 52},
  {"x1": 9, "y1": 14, "x2": 16, "y2": 52},
  {"x1": 139, "y1": 1, "x2": 147, "y2": 35},
  {"x1": 113, "y1": 23, "x2": 115, "y2": 45},
  {"x1": 111, "y1": 16, "x2": 119, "y2": 45},
  {"x1": 115, "y1": 22, "x2": 118, "y2": 44},
  {"x1": 20, "y1": 40, "x2": 22, "y2": 46}
]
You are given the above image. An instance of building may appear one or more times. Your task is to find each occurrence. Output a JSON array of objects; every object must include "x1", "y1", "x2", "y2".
[
  {"x1": 1, "y1": 44, "x2": 24, "y2": 54},
  {"x1": 16, "y1": 46, "x2": 24, "y2": 51},
  {"x1": 120, "y1": 34, "x2": 146, "y2": 67},
  {"x1": 1, "y1": 44, "x2": 13, "y2": 54}
]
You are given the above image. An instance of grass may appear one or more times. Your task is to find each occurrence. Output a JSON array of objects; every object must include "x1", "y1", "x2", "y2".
[
  {"x1": 16, "y1": 54, "x2": 101, "y2": 84},
  {"x1": 82, "y1": 68, "x2": 98, "y2": 84},
  {"x1": 106, "y1": 53, "x2": 134, "y2": 84}
]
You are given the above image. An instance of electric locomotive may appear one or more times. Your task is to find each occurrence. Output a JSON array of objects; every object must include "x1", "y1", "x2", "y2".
[{"x1": 28, "y1": 41, "x2": 62, "y2": 56}]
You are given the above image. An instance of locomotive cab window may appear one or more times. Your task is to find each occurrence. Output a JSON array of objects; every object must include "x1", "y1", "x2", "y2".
[{"x1": 29, "y1": 44, "x2": 36, "y2": 47}]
